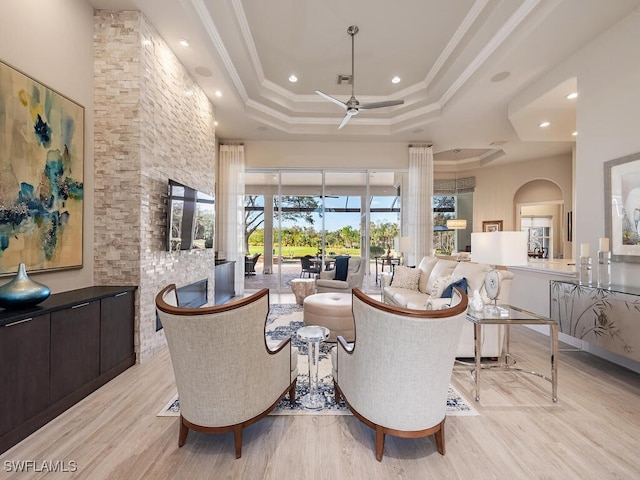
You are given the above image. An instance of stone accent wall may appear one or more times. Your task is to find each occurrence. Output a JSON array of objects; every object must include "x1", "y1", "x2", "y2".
[{"x1": 94, "y1": 11, "x2": 216, "y2": 362}]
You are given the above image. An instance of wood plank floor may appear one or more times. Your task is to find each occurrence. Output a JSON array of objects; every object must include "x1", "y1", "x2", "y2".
[{"x1": 2, "y1": 326, "x2": 640, "y2": 480}]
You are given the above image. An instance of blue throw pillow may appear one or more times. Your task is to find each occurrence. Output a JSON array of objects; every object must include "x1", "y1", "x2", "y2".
[
  {"x1": 441, "y1": 277, "x2": 468, "y2": 298},
  {"x1": 334, "y1": 256, "x2": 350, "y2": 281}
]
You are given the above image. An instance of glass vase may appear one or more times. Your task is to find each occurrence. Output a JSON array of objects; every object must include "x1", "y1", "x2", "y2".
[
  {"x1": 579, "y1": 256, "x2": 592, "y2": 285},
  {"x1": 597, "y1": 251, "x2": 611, "y2": 287}
]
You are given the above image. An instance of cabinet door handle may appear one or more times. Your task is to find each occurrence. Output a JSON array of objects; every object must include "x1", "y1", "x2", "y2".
[
  {"x1": 72, "y1": 302, "x2": 91, "y2": 309},
  {"x1": 4, "y1": 318, "x2": 33, "y2": 327},
  {"x1": 115, "y1": 292, "x2": 128, "y2": 297}
]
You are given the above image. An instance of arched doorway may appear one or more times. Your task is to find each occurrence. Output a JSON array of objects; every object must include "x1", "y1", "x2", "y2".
[{"x1": 514, "y1": 179, "x2": 568, "y2": 260}]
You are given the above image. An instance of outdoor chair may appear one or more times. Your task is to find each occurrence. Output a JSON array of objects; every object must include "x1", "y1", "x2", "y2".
[
  {"x1": 300, "y1": 255, "x2": 320, "y2": 278},
  {"x1": 245, "y1": 253, "x2": 261, "y2": 276}
]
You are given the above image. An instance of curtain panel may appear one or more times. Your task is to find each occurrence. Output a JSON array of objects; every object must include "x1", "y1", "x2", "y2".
[
  {"x1": 407, "y1": 146, "x2": 434, "y2": 265},
  {"x1": 218, "y1": 144, "x2": 245, "y2": 295}
]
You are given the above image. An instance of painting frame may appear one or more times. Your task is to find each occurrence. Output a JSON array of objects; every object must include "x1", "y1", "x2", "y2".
[
  {"x1": 604, "y1": 152, "x2": 640, "y2": 263},
  {"x1": 0, "y1": 60, "x2": 84, "y2": 276},
  {"x1": 482, "y1": 220, "x2": 503, "y2": 232}
]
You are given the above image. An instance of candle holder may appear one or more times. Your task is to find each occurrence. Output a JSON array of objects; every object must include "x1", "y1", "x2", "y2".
[
  {"x1": 597, "y1": 251, "x2": 611, "y2": 287},
  {"x1": 579, "y1": 256, "x2": 592, "y2": 285}
]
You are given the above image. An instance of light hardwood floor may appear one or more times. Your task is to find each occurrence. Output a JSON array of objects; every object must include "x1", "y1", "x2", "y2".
[{"x1": 2, "y1": 326, "x2": 640, "y2": 480}]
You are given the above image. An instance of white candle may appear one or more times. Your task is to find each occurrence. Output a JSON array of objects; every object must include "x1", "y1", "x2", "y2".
[
  {"x1": 580, "y1": 243, "x2": 590, "y2": 258},
  {"x1": 599, "y1": 237, "x2": 609, "y2": 252}
]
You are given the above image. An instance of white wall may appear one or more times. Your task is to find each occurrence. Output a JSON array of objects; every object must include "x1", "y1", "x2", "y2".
[
  {"x1": 576, "y1": 8, "x2": 640, "y2": 286},
  {"x1": 0, "y1": 0, "x2": 95, "y2": 292},
  {"x1": 508, "y1": 7, "x2": 640, "y2": 373},
  {"x1": 244, "y1": 140, "x2": 409, "y2": 169},
  {"x1": 515, "y1": 7, "x2": 640, "y2": 287}
]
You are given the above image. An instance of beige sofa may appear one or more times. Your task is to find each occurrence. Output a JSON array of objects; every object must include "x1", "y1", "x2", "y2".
[{"x1": 381, "y1": 256, "x2": 513, "y2": 358}]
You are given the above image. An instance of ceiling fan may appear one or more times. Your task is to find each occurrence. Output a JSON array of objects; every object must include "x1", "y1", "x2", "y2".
[{"x1": 315, "y1": 25, "x2": 404, "y2": 129}]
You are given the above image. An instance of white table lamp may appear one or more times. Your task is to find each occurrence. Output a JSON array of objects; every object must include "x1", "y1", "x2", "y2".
[{"x1": 471, "y1": 231, "x2": 528, "y2": 312}]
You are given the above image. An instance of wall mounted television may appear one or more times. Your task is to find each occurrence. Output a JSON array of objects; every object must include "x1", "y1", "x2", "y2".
[{"x1": 166, "y1": 179, "x2": 214, "y2": 252}]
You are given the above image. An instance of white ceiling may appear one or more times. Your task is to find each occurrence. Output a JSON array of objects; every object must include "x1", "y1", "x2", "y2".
[{"x1": 87, "y1": 0, "x2": 640, "y2": 166}]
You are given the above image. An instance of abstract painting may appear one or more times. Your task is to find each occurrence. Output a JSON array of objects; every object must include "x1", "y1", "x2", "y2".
[{"x1": 0, "y1": 61, "x2": 84, "y2": 275}]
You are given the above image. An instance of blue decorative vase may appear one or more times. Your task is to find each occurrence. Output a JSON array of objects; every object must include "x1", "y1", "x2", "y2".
[{"x1": 0, "y1": 263, "x2": 51, "y2": 309}]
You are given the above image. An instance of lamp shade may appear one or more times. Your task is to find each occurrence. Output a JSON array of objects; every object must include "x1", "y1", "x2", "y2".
[
  {"x1": 399, "y1": 236, "x2": 412, "y2": 253},
  {"x1": 471, "y1": 231, "x2": 528, "y2": 266},
  {"x1": 446, "y1": 218, "x2": 467, "y2": 230}
]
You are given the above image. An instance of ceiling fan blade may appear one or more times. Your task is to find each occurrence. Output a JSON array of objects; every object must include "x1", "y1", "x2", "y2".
[
  {"x1": 338, "y1": 113, "x2": 352, "y2": 130},
  {"x1": 359, "y1": 99, "x2": 405, "y2": 110},
  {"x1": 315, "y1": 90, "x2": 348, "y2": 110},
  {"x1": 338, "y1": 108, "x2": 359, "y2": 129}
]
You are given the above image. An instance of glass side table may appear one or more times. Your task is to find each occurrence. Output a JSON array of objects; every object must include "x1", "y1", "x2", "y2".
[
  {"x1": 296, "y1": 325, "x2": 330, "y2": 411},
  {"x1": 466, "y1": 304, "x2": 559, "y2": 403}
]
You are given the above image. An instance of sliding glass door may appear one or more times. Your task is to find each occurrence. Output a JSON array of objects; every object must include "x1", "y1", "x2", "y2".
[{"x1": 244, "y1": 169, "x2": 404, "y2": 294}]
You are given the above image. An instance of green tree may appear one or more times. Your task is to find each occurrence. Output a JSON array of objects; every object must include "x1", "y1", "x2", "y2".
[
  {"x1": 244, "y1": 195, "x2": 320, "y2": 252},
  {"x1": 370, "y1": 221, "x2": 399, "y2": 256}
]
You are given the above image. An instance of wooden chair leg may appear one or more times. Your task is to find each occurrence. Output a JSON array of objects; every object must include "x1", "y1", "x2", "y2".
[
  {"x1": 289, "y1": 379, "x2": 297, "y2": 404},
  {"x1": 434, "y1": 421, "x2": 446, "y2": 455},
  {"x1": 233, "y1": 425, "x2": 243, "y2": 459},
  {"x1": 334, "y1": 382, "x2": 341, "y2": 404},
  {"x1": 375, "y1": 426, "x2": 385, "y2": 461},
  {"x1": 178, "y1": 416, "x2": 189, "y2": 447}
]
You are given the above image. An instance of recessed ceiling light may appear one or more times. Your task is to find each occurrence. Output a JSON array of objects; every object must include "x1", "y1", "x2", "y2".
[
  {"x1": 391, "y1": 76, "x2": 401, "y2": 84},
  {"x1": 214, "y1": 121, "x2": 219, "y2": 126},
  {"x1": 179, "y1": 39, "x2": 190, "y2": 47},
  {"x1": 288, "y1": 75, "x2": 298, "y2": 83},
  {"x1": 215, "y1": 90, "x2": 222, "y2": 97},
  {"x1": 566, "y1": 92, "x2": 578, "y2": 100},
  {"x1": 491, "y1": 71, "x2": 510, "y2": 82},
  {"x1": 539, "y1": 121, "x2": 551, "y2": 128},
  {"x1": 572, "y1": 131, "x2": 577, "y2": 136}
]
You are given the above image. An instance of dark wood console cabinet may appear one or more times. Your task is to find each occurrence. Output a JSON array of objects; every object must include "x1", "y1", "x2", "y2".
[
  {"x1": 0, "y1": 286, "x2": 137, "y2": 454},
  {"x1": 215, "y1": 260, "x2": 236, "y2": 304}
]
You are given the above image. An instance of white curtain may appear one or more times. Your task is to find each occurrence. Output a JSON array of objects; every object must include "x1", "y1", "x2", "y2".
[
  {"x1": 407, "y1": 145, "x2": 434, "y2": 265},
  {"x1": 218, "y1": 144, "x2": 245, "y2": 296}
]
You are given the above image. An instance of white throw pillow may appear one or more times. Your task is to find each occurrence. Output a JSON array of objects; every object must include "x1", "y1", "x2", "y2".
[
  {"x1": 429, "y1": 275, "x2": 452, "y2": 298},
  {"x1": 390, "y1": 266, "x2": 421, "y2": 290}
]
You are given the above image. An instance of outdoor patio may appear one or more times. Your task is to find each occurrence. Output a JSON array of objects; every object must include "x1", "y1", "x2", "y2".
[{"x1": 244, "y1": 257, "x2": 383, "y2": 297}]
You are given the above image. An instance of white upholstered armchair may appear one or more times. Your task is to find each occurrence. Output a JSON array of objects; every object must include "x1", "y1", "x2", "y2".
[
  {"x1": 155, "y1": 286, "x2": 298, "y2": 458},
  {"x1": 332, "y1": 287, "x2": 468, "y2": 461},
  {"x1": 316, "y1": 257, "x2": 367, "y2": 293}
]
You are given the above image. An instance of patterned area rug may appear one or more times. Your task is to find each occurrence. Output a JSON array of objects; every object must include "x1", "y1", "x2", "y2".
[{"x1": 158, "y1": 303, "x2": 478, "y2": 417}]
